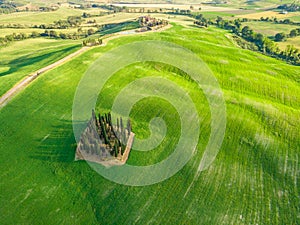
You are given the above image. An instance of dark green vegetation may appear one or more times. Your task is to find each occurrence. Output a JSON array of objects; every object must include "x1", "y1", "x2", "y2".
[
  {"x1": 278, "y1": 2, "x2": 300, "y2": 12},
  {"x1": 0, "y1": 23, "x2": 299, "y2": 224},
  {"x1": 77, "y1": 111, "x2": 131, "y2": 158}
]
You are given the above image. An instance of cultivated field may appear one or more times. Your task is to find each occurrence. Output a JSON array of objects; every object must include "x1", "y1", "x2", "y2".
[
  {"x1": 243, "y1": 21, "x2": 299, "y2": 37},
  {"x1": 0, "y1": 22, "x2": 299, "y2": 225},
  {"x1": 238, "y1": 10, "x2": 300, "y2": 20},
  {"x1": 241, "y1": 21, "x2": 300, "y2": 50},
  {"x1": 0, "y1": 6, "x2": 106, "y2": 25},
  {"x1": 278, "y1": 35, "x2": 300, "y2": 50}
]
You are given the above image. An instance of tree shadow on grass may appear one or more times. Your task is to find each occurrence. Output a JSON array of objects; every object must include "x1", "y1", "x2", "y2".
[
  {"x1": 0, "y1": 45, "x2": 79, "y2": 77},
  {"x1": 30, "y1": 119, "x2": 86, "y2": 163}
]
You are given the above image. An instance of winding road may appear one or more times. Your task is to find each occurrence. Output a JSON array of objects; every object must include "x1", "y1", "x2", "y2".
[{"x1": 0, "y1": 24, "x2": 171, "y2": 109}]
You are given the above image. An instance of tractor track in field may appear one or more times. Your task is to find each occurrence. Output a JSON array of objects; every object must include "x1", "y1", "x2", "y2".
[{"x1": 0, "y1": 24, "x2": 172, "y2": 109}]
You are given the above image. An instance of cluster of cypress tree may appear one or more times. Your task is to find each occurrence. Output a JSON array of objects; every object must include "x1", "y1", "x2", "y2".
[
  {"x1": 82, "y1": 38, "x2": 102, "y2": 46},
  {"x1": 93, "y1": 110, "x2": 131, "y2": 158}
]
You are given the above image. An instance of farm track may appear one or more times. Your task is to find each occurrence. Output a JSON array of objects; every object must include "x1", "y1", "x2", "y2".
[
  {"x1": 0, "y1": 24, "x2": 172, "y2": 109},
  {"x1": 0, "y1": 46, "x2": 89, "y2": 109}
]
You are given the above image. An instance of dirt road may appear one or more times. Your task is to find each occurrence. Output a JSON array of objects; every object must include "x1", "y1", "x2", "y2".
[
  {"x1": 0, "y1": 46, "x2": 90, "y2": 108},
  {"x1": 0, "y1": 24, "x2": 171, "y2": 109}
]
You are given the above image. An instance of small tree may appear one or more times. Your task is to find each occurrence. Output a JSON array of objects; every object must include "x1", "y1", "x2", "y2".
[
  {"x1": 117, "y1": 118, "x2": 119, "y2": 131},
  {"x1": 127, "y1": 119, "x2": 131, "y2": 136},
  {"x1": 49, "y1": 30, "x2": 58, "y2": 38},
  {"x1": 241, "y1": 26, "x2": 251, "y2": 36},
  {"x1": 99, "y1": 114, "x2": 109, "y2": 144},
  {"x1": 289, "y1": 29, "x2": 297, "y2": 38},
  {"x1": 275, "y1": 32, "x2": 287, "y2": 41},
  {"x1": 59, "y1": 33, "x2": 67, "y2": 39},
  {"x1": 87, "y1": 28, "x2": 95, "y2": 36},
  {"x1": 31, "y1": 31, "x2": 40, "y2": 38}
]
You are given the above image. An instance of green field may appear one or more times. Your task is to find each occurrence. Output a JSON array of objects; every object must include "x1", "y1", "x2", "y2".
[
  {"x1": 0, "y1": 22, "x2": 299, "y2": 225},
  {"x1": 243, "y1": 21, "x2": 299, "y2": 37},
  {"x1": 0, "y1": 6, "x2": 105, "y2": 25},
  {"x1": 278, "y1": 35, "x2": 300, "y2": 50},
  {"x1": 197, "y1": 11, "x2": 236, "y2": 19},
  {"x1": 242, "y1": 21, "x2": 300, "y2": 50},
  {"x1": 287, "y1": 15, "x2": 300, "y2": 22},
  {"x1": 218, "y1": 0, "x2": 295, "y2": 9},
  {"x1": 0, "y1": 38, "x2": 80, "y2": 96}
]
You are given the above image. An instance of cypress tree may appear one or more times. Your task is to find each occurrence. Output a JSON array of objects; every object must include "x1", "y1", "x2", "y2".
[
  {"x1": 98, "y1": 114, "x2": 102, "y2": 137},
  {"x1": 99, "y1": 115, "x2": 109, "y2": 144},
  {"x1": 105, "y1": 113, "x2": 108, "y2": 124},
  {"x1": 118, "y1": 140, "x2": 122, "y2": 156},
  {"x1": 108, "y1": 112, "x2": 112, "y2": 126},
  {"x1": 120, "y1": 117, "x2": 123, "y2": 131},
  {"x1": 127, "y1": 119, "x2": 131, "y2": 136},
  {"x1": 113, "y1": 141, "x2": 118, "y2": 157},
  {"x1": 120, "y1": 117, "x2": 124, "y2": 142},
  {"x1": 117, "y1": 118, "x2": 120, "y2": 132},
  {"x1": 121, "y1": 144, "x2": 125, "y2": 155},
  {"x1": 92, "y1": 109, "x2": 96, "y2": 122}
]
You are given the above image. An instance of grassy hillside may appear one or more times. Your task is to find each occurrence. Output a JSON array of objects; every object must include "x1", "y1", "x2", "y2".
[
  {"x1": 0, "y1": 24, "x2": 299, "y2": 225},
  {"x1": 0, "y1": 38, "x2": 80, "y2": 96}
]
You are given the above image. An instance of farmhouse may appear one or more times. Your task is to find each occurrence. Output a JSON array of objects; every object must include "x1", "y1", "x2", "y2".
[{"x1": 138, "y1": 15, "x2": 169, "y2": 31}]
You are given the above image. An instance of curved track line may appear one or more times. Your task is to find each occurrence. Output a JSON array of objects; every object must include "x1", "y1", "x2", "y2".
[{"x1": 0, "y1": 24, "x2": 172, "y2": 109}]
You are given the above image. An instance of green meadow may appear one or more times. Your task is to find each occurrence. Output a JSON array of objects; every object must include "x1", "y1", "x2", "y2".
[
  {"x1": 243, "y1": 21, "x2": 299, "y2": 37},
  {"x1": 0, "y1": 38, "x2": 80, "y2": 96},
  {"x1": 0, "y1": 23, "x2": 299, "y2": 225}
]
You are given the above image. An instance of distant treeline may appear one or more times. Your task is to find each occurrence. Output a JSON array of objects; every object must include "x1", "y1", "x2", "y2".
[
  {"x1": 0, "y1": 11, "x2": 123, "y2": 30},
  {"x1": 274, "y1": 28, "x2": 300, "y2": 42},
  {"x1": 0, "y1": 0, "x2": 58, "y2": 14},
  {"x1": 0, "y1": 13, "x2": 103, "y2": 46},
  {"x1": 0, "y1": 16, "x2": 157, "y2": 47},
  {"x1": 0, "y1": 27, "x2": 103, "y2": 46},
  {"x1": 193, "y1": 15, "x2": 300, "y2": 65},
  {"x1": 254, "y1": 16, "x2": 300, "y2": 26},
  {"x1": 166, "y1": 9, "x2": 192, "y2": 15},
  {"x1": 277, "y1": 3, "x2": 300, "y2": 12}
]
